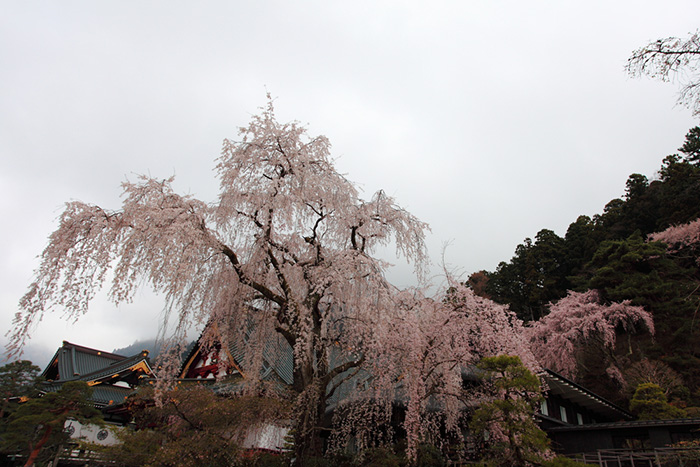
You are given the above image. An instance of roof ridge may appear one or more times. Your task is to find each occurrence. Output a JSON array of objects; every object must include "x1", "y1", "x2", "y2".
[
  {"x1": 62, "y1": 340, "x2": 127, "y2": 360},
  {"x1": 72, "y1": 351, "x2": 152, "y2": 382}
]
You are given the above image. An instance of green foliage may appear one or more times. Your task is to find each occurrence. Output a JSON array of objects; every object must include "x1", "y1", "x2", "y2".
[
  {"x1": 287, "y1": 442, "x2": 447, "y2": 467},
  {"x1": 469, "y1": 356, "x2": 550, "y2": 467},
  {"x1": 92, "y1": 426, "x2": 163, "y2": 466},
  {"x1": 412, "y1": 443, "x2": 446, "y2": 466},
  {"x1": 655, "y1": 155, "x2": 700, "y2": 227},
  {"x1": 577, "y1": 231, "x2": 700, "y2": 399},
  {"x1": 0, "y1": 359, "x2": 40, "y2": 421},
  {"x1": 585, "y1": 232, "x2": 692, "y2": 309},
  {"x1": 563, "y1": 215, "x2": 601, "y2": 280},
  {"x1": 486, "y1": 230, "x2": 570, "y2": 321},
  {"x1": 359, "y1": 446, "x2": 402, "y2": 466},
  {"x1": 679, "y1": 126, "x2": 700, "y2": 163},
  {"x1": 238, "y1": 451, "x2": 291, "y2": 466},
  {"x1": 486, "y1": 128, "x2": 700, "y2": 326},
  {"x1": 630, "y1": 382, "x2": 686, "y2": 420},
  {"x1": 97, "y1": 383, "x2": 291, "y2": 467},
  {"x1": 1, "y1": 381, "x2": 102, "y2": 466}
]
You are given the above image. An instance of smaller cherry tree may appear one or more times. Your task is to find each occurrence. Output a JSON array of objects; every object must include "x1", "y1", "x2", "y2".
[
  {"x1": 624, "y1": 359, "x2": 684, "y2": 398},
  {"x1": 331, "y1": 283, "x2": 539, "y2": 462},
  {"x1": 527, "y1": 290, "x2": 654, "y2": 380}
]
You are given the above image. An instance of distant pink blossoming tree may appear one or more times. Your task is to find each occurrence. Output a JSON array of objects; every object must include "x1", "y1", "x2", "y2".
[
  {"x1": 527, "y1": 290, "x2": 654, "y2": 379},
  {"x1": 649, "y1": 217, "x2": 700, "y2": 262}
]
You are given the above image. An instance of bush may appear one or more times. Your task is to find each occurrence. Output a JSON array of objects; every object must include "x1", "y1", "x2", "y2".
[
  {"x1": 415, "y1": 443, "x2": 446, "y2": 466},
  {"x1": 360, "y1": 447, "x2": 402, "y2": 466}
]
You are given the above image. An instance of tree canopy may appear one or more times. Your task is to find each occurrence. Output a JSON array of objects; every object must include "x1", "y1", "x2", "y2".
[
  {"x1": 95, "y1": 384, "x2": 290, "y2": 467},
  {"x1": 473, "y1": 126, "x2": 700, "y2": 408},
  {"x1": 527, "y1": 290, "x2": 653, "y2": 381},
  {"x1": 629, "y1": 383, "x2": 686, "y2": 421},
  {"x1": 0, "y1": 360, "x2": 40, "y2": 420}
]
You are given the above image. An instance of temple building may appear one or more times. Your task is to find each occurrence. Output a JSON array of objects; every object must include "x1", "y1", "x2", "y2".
[{"x1": 39, "y1": 341, "x2": 155, "y2": 447}]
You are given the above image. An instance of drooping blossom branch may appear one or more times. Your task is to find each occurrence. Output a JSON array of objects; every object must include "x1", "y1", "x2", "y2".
[
  {"x1": 527, "y1": 290, "x2": 654, "y2": 378},
  {"x1": 627, "y1": 30, "x2": 700, "y2": 116},
  {"x1": 334, "y1": 283, "x2": 539, "y2": 461}
]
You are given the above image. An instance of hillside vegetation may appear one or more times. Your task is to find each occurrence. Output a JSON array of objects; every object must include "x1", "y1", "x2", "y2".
[{"x1": 474, "y1": 127, "x2": 700, "y2": 408}]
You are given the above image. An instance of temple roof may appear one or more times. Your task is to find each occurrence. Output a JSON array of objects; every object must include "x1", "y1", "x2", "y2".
[
  {"x1": 43, "y1": 341, "x2": 129, "y2": 381},
  {"x1": 180, "y1": 323, "x2": 293, "y2": 386},
  {"x1": 41, "y1": 341, "x2": 154, "y2": 408}
]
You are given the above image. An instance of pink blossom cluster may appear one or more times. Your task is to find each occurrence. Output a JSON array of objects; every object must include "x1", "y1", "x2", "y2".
[
  {"x1": 527, "y1": 290, "x2": 654, "y2": 378},
  {"x1": 649, "y1": 217, "x2": 700, "y2": 259}
]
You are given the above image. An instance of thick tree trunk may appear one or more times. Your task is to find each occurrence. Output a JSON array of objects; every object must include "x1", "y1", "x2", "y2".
[
  {"x1": 293, "y1": 384, "x2": 327, "y2": 462},
  {"x1": 292, "y1": 354, "x2": 329, "y2": 462},
  {"x1": 292, "y1": 385, "x2": 315, "y2": 458}
]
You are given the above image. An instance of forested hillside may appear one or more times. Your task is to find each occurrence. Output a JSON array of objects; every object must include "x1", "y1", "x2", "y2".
[{"x1": 473, "y1": 127, "x2": 700, "y2": 408}]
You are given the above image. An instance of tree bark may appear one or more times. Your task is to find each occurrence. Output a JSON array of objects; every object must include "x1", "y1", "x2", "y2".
[{"x1": 24, "y1": 425, "x2": 52, "y2": 467}]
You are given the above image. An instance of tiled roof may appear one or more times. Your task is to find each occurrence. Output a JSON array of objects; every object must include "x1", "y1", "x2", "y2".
[
  {"x1": 228, "y1": 331, "x2": 294, "y2": 385},
  {"x1": 42, "y1": 382, "x2": 135, "y2": 408},
  {"x1": 75, "y1": 352, "x2": 152, "y2": 384},
  {"x1": 41, "y1": 341, "x2": 154, "y2": 409},
  {"x1": 90, "y1": 385, "x2": 135, "y2": 408},
  {"x1": 43, "y1": 341, "x2": 128, "y2": 381},
  {"x1": 183, "y1": 321, "x2": 294, "y2": 386}
]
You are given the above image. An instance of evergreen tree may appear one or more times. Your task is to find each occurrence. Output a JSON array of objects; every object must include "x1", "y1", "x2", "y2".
[
  {"x1": 0, "y1": 360, "x2": 40, "y2": 420},
  {"x1": 470, "y1": 355, "x2": 550, "y2": 467},
  {"x1": 97, "y1": 384, "x2": 291, "y2": 467},
  {"x1": 630, "y1": 383, "x2": 686, "y2": 420},
  {"x1": 679, "y1": 126, "x2": 700, "y2": 164},
  {"x1": 1, "y1": 381, "x2": 102, "y2": 467},
  {"x1": 655, "y1": 155, "x2": 700, "y2": 228},
  {"x1": 486, "y1": 230, "x2": 569, "y2": 322}
]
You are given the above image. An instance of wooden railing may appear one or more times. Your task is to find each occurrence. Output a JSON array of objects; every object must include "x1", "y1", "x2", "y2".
[{"x1": 576, "y1": 447, "x2": 700, "y2": 467}]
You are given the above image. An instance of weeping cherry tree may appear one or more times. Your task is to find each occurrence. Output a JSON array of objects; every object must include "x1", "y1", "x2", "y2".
[{"x1": 10, "y1": 98, "x2": 429, "y2": 459}]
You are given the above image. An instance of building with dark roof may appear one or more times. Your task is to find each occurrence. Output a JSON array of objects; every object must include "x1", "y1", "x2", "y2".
[
  {"x1": 536, "y1": 370, "x2": 700, "y2": 457},
  {"x1": 41, "y1": 341, "x2": 154, "y2": 414},
  {"x1": 179, "y1": 324, "x2": 293, "y2": 387},
  {"x1": 539, "y1": 369, "x2": 633, "y2": 428}
]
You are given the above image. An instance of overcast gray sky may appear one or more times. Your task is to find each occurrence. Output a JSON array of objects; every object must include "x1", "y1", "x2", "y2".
[{"x1": 2, "y1": 1, "x2": 699, "y2": 367}]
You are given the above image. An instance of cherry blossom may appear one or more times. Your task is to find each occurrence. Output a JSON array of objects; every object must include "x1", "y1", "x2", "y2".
[
  {"x1": 649, "y1": 217, "x2": 700, "y2": 261},
  {"x1": 527, "y1": 290, "x2": 654, "y2": 378}
]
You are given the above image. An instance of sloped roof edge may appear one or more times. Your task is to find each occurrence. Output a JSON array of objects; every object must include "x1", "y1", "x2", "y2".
[{"x1": 542, "y1": 369, "x2": 633, "y2": 421}]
